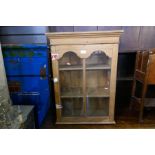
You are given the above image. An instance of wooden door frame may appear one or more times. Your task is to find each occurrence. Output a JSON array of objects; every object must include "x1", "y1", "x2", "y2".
[{"x1": 52, "y1": 44, "x2": 117, "y2": 124}]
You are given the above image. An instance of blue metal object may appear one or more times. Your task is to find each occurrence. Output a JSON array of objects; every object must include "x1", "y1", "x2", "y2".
[
  {"x1": 2, "y1": 44, "x2": 51, "y2": 127},
  {"x1": 2, "y1": 44, "x2": 49, "y2": 76}
]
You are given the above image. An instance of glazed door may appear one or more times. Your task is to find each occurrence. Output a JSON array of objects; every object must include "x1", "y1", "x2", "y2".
[
  {"x1": 85, "y1": 51, "x2": 111, "y2": 117},
  {"x1": 55, "y1": 50, "x2": 112, "y2": 121},
  {"x1": 58, "y1": 52, "x2": 84, "y2": 118}
]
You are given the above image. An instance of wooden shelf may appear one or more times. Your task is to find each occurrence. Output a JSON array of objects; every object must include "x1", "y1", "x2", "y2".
[
  {"x1": 59, "y1": 65, "x2": 111, "y2": 71},
  {"x1": 117, "y1": 77, "x2": 134, "y2": 81},
  {"x1": 87, "y1": 88, "x2": 110, "y2": 97},
  {"x1": 61, "y1": 95, "x2": 110, "y2": 98},
  {"x1": 132, "y1": 96, "x2": 155, "y2": 107},
  {"x1": 144, "y1": 98, "x2": 155, "y2": 107},
  {"x1": 61, "y1": 90, "x2": 83, "y2": 98},
  {"x1": 86, "y1": 64, "x2": 111, "y2": 70},
  {"x1": 59, "y1": 65, "x2": 82, "y2": 71},
  {"x1": 87, "y1": 95, "x2": 109, "y2": 98},
  {"x1": 61, "y1": 95, "x2": 83, "y2": 98},
  {"x1": 87, "y1": 92, "x2": 110, "y2": 97},
  {"x1": 60, "y1": 88, "x2": 110, "y2": 98},
  {"x1": 59, "y1": 67, "x2": 83, "y2": 71}
]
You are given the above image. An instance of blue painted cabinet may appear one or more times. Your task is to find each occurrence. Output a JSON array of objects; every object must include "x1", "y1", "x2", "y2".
[{"x1": 2, "y1": 44, "x2": 51, "y2": 127}]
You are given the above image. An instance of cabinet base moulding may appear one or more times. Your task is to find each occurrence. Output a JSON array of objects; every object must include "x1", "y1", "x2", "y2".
[
  {"x1": 56, "y1": 121, "x2": 116, "y2": 125},
  {"x1": 56, "y1": 117, "x2": 115, "y2": 124}
]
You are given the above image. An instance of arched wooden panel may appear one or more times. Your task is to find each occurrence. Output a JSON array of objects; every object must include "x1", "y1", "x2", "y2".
[
  {"x1": 52, "y1": 44, "x2": 114, "y2": 60},
  {"x1": 58, "y1": 51, "x2": 82, "y2": 68},
  {"x1": 86, "y1": 50, "x2": 112, "y2": 67}
]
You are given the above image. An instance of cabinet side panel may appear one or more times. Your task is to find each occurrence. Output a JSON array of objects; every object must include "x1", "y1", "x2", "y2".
[
  {"x1": 109, "y1": 44, "x2": 119, "y2": 121},
  {"x1": 52, "y1": 55, "x2": 61, "y2": 122}
]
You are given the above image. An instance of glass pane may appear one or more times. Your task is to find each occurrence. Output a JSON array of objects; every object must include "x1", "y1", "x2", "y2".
[
  {"x1": 86, "y1": 51, "x2": 111, "y2": 69},
  {"x1": 86, "y1": 51, "x2": 110, "y2": 116},
  {"x1": 59, "y1": 52, "x2": 82, "y2": 70},
  {"x1": 86, "y1": 51, "x2": 111, "y2": 97},
  {"x1": 59, "y1": 52, "x2": 83, "y2": 97},
  {"x1": 86, "y1": 98, "x2": 109, "y2": 116},
  {"x1": 62, "y1": 98, "x2": 83, "y2": 117},
  {"x1": 60, "y1": 70, "x2": 83, "y2": 97},
  {"x1": 86, "y1": 70, "x2": 110, "y2": 97}
]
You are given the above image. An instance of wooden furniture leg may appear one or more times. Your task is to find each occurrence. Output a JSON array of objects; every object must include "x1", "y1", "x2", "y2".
[
  {"x1": 130, "y1": 79, "x2": 137, "y2": 110},
  {"x1": 130, "y1": 52, "x2": 139, "y2": 111},
  {"x1": 139, "y1": 83, "x2": 148, "y2": 122}
]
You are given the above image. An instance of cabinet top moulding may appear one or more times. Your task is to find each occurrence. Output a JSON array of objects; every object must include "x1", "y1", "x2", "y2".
[{"x1": 46, "y1": 30, "x2": 124, "y2": 45}]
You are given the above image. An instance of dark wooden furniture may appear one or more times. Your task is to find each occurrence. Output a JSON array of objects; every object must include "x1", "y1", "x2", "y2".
[{"x1": 131, "y1": 49, "x2": 155, "y2": 122}]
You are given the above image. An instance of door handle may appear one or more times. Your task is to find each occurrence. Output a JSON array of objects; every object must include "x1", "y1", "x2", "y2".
[
  {"x1": 53, "y1": 77, "x2": 58, "y2": 83},
  {"x1": 56, "y1": 104, "x2": 63, "y2": 109}
]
